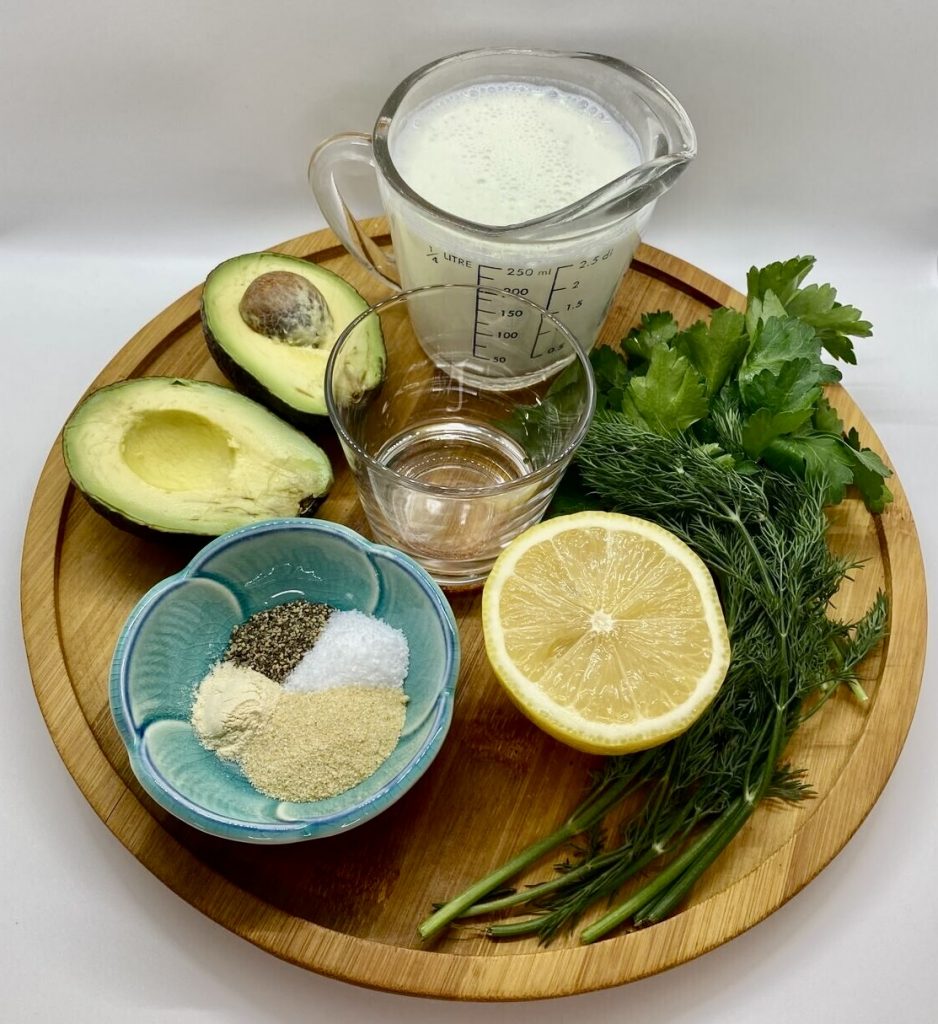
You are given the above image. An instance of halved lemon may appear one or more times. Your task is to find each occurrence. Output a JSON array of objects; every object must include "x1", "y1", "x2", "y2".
[{"x1": 482, "y1": 511, "x2": 730, "y2": 754}]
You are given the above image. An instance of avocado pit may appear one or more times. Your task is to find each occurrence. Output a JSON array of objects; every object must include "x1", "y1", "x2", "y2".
[{"x1": 238, "y1": 271, "x2": 333, "y2": 347}]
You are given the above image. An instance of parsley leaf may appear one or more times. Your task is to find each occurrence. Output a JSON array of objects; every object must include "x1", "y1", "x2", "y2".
[
  {"x1": 741, "y1": 406, "x2": 817, "y2": 458},
  {"x1": 590, "y1": 344, "x2": 631, "y2": 412},
  {"x1": 622, "y1": 347, "x2": 709, "y2": 435},
  {"x1": 674, "y1": 308, "x2": 748, "y2": 397},
  {"x1": 622, "y1": 311, "x2": 679, "y2": 363},
  {"x1": 746, "y1": 256, "x2": 816, "y2": 306},
  {"x1": 746, "y1": 289, "x2": 789, "y2": 338},
  {"x1": 738, "y1": 316, "x2": 821, "y2": 402},
  {"x1": 540, "y1": 254, "x2": 889, "y2": 514},
  {"x1": 747, "y1": 259, "x2": 872, "y2": 365},
  {"x1": 845, "y1": 428, "x2": 893, "y2": 512},
  {"x1": 741, "y1": 359, "x2": 822, "y2": 416},
  {"x1": 762, "y1": 430, "x2": 893, "y2": 511},
  {"x1": 812, "y1": 395, "x2": 846, "y2": 435},
  {"x1": 786, "y1": 284, "x2": 872, "y2": 364},
  {"x1": 762, "y1": 434, "x2": 858, "y2": 505}
]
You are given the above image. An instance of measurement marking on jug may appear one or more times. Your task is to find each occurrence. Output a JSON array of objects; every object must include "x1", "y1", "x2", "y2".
[
  {"x1": 473, "y1": 265, "x2": 495, "y2": 358},
  {"x1": 529, "y1": 317, "x2": 549, "y2": 360},
  {"x1": 544, "y1": 264, "x2": 573, "y2": 310},
  {"x1": 529, "y1": 264, "x2": 573, "y2": 359},
  {"x1": 473, "y1": 261, "x2": 587, "y2": 363}
]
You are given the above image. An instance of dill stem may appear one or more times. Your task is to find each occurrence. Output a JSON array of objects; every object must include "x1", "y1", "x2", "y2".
[
  {"x1": 580, "y1": 803, "x2": 744, "y2": 944},
  {"x1": 629, "y1": 695, "x2": 790, "y2": 931},
  {"x1": 484, "y1": 848, "x2": 663, "y2": 939},
  {"x1": 485, "y1": 915, "x2": 547, "y2": 939},
  {"x1": 418, "y1": 827, "x2": 570, "y2": 942},
  {"x1": 633, "y1": 802, "x2": 754, "y2": 924},
  {"x1": 418, "y1": 765, "x2": 645, "y2": 942},
  {"x1": 846, "y1": 678, "x2": 870, "y2": 704},
  {"x1": 464, "y1": 844, "x2": 659, "y2": 919},
  {"x1": 629, "y1": 662, "x2": 793, "y2": 931},
  {"x1": 458, "y1": 850, "x2": 619, "y2": 918}
]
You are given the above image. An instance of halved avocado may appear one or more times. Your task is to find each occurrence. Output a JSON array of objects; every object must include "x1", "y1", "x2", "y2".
[
  {"x1": 62, "y1": 377, "x2": 333, "y2": 537},
  {"x1": 200, "y1": 252, "x2": 385, "y2": 431}
]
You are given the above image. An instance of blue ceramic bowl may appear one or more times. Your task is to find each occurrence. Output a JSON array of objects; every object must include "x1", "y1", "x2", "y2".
[{"x1": 110, "y1": 518, "x2": 460, "y2": 843}]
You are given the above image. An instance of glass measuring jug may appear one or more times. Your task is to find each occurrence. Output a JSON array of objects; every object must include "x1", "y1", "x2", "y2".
[{"x1": 310, "y1": 48, "x2": 696, "y2": 386}]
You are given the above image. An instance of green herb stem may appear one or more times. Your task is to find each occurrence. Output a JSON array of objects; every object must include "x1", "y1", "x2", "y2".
[
  {"x1": 418, "y1": 826, "x2": 572, "y2": 942},
  {"x1": 633, "y1": 802, "x2": 754, "y2": 925},
  {"x1": 463, "y1": 844, "x2": 660, "y2": 919},
  {"x1": 485, "y1": 916, "x2": 548, "y2": 939},
  {"x1": 580, "y1": 803, "x2": 745, "y2": 944},
  {"x1": 418, "y1": 761, "x2": 648, "y2": 942},
  {"x1": 457, "y1": 851, "x2": 617, "y2": 918}
]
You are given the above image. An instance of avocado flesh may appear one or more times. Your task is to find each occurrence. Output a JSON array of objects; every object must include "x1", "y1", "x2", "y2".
[
  {"x1": 62, "y1": 378, "x2": 333, "y2": 537},
  {"x1": 200, "y1": 252, "x2": 385, "y2": 427}
]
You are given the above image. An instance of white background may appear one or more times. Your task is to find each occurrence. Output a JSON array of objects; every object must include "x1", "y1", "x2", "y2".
[{"x1": 2, "y1": 0, "x2": 936, "y2": 1019}]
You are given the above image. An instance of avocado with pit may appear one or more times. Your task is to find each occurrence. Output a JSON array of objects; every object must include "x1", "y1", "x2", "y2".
[
  {"x1": 200, "y1": 252, "x2": 385, "y2": 431},
  {"x1": 62, "y1": 377, "x2": 333, "y2": 537}
]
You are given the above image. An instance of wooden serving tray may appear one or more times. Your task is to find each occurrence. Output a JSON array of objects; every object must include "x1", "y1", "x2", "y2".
[{"x1": 20, "y1": 221, "x2": 926, "y2": 1000}]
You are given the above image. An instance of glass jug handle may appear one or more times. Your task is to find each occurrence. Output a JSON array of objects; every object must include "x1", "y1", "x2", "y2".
[{"x1": 308, "y1": 132, "x2": 400, "y2": 291}]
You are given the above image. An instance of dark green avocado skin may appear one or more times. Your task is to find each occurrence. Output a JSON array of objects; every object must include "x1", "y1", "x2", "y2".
[
  {"x1": 75, "y1": 486, "x2": 326, "y2": 542},
  {"x1": 201, "y1": 300, "x2": 328, "y2": 436}
]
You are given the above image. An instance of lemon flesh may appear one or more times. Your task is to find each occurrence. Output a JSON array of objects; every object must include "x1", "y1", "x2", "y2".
[{"x1": 482, "y1": 511, "x2": 731, "y2": 754}]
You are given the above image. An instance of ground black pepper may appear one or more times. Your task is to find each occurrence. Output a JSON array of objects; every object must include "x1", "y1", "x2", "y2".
[{"x1": 224, "y1": 600, "x2": 334, "y2": 683}]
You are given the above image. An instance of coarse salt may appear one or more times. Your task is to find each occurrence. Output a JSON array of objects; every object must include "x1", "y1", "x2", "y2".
[{"x1": 282, "y1": 609, "x2": 409, "y2": 693}]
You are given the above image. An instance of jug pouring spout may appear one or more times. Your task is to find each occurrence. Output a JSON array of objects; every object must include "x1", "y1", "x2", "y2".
[
  {"x1": 487, "y1": 53, "x2": 697, "y2": 241},
  {"x1": 510, "y1": 151, "x2": 696, "y2": 242}
]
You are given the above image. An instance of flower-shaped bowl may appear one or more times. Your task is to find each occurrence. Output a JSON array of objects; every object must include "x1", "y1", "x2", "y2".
[{"x1": 109, "y1": 518, "x2": 460, "y2": 843}]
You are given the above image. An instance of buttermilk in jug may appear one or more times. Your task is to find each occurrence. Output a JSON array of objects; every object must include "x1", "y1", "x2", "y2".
[{"x1": 383, "y1": 82, "x2": 641, "y2": 379}]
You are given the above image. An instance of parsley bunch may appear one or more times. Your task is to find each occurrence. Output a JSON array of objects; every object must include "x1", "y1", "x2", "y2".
[{"x1": 587, "y1": 256, "x2": 891, "y2": 511}]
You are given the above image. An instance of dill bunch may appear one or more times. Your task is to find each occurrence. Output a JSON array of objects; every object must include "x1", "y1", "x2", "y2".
[{"x1": 419, "y1": 419, "x2": 886, "y2": 945}]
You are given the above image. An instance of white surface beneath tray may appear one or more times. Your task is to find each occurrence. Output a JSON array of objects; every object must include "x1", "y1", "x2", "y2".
[{"x1": 2, "y1": 1, "x2": 936, "y2": 1021}]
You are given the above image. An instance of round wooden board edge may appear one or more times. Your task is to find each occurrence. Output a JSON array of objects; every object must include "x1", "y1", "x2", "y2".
[{"x1": 19, "y1": 222, "x2": 928, "y2": 1000}]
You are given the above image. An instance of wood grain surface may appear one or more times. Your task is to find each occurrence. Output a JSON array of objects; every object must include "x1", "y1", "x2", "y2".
[{"x1": 20, "y1": 220, "x2": 927, "y2": 1000}]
